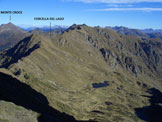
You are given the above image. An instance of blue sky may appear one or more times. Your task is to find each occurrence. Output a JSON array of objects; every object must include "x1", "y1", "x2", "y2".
[{"x1": 0, "y1": 0, "x2": 162, "y2": 29}]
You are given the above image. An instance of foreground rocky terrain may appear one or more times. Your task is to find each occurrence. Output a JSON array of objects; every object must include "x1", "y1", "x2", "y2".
[{"x1": 0, "y1": 23, "x2": 162, "y2": 122}]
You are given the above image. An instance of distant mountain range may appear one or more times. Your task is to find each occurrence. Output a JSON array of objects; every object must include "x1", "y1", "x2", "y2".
[
  {"x1": 106, "y1": 26, "x2": 162, "y2": 39},
  {"x1": 106, "y1": 26, "x2": 162, "y2": 34},
  {"x1": 141, "y1": 28, "x2": 162, "y2": 33},
  {"x1": 19, "y1": 25, "x2": 69, "y2": 32}
]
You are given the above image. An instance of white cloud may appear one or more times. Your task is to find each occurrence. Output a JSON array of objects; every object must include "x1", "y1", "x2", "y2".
[
  {"x1": 107, "y1": 4, "x2": 133, "y2": 7},
  {"x1": 88, "y1": 7, "x2": 162, "y2": 11},
  {"x1": 64, "y1": 0, "x2": 162, "y2": 3},
  {"x1": 127, "y1": 5, "x2": 133, "y2": 7}
]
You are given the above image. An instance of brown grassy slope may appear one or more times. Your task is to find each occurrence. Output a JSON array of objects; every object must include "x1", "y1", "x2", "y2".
[{"x1": 0, "y1": 25, "x2": 162, "y2": 122}]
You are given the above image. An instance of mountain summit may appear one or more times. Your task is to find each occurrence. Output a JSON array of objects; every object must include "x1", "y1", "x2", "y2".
[
  {"x1": 0, "y1": 22, "x2": 22, "y2": 32},
  {"x1": 0, "y1": 23, "x2": 28, "y2": 51}
]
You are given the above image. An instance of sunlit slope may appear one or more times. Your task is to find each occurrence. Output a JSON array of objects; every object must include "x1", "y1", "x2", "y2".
[{"x1": 0, "y1": 24, "x2": 162, "y2": 122}]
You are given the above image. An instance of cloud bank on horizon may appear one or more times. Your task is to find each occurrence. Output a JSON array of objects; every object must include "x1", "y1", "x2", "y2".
[
  {"x1": 89, "y1": 7, "x2": 162, "y2": 11},
  {"x1": 64, "y1": 0, "x2": 162, "y2": 3},
  {"x1": 63, "y1": 0, "x2": 162, "y2": 12}
]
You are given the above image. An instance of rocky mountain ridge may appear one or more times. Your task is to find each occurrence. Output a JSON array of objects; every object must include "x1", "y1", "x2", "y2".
[{"x1": 0, "y1": 24, "x2": 162, "y2": 122}]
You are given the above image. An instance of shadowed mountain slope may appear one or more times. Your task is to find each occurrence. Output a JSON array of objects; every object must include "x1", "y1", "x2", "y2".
[
  {"x1": 135, "y1": 88, "x2": 162, "y2": 122},
  {"x1": 0, "y1": 70, "x2": 97, "y2": 122}
]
